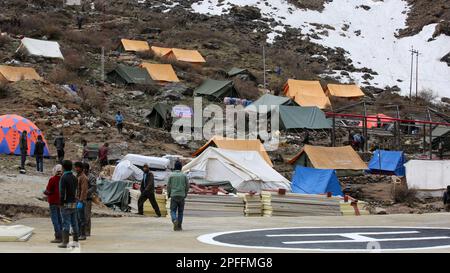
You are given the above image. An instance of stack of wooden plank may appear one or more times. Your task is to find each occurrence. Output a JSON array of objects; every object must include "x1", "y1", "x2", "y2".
[
  {"x1": 340, "y1": 200, "x2": 370, "y2": 216},
  {"x1": 261, "y1": 191, "x2": 341, "y2": 217},
  {"x1": 129, "y1": 189, "x2": 167, "y2": 217},
  {"x1": 166, "y1": 194, "x2": 245, "y2": 217},
  {"x1": 238, "y1": 193, "x2": 262, "y2": 216}
]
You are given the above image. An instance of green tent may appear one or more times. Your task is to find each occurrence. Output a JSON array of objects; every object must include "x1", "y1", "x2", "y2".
[
  {"x1": 107, "y1": 64, "x2": 153, "y2": 85},
  {"x1": 277, "y1": 106, "x2": 331, "y2": 130},
  {"x1": 246, "y1": 94, "x2": 298, "y2": 113},
  {"x1": 431, "y1": 126, "x2": 450, "y2": 149},
  {"x1": 146, "y1": 103, "x2": 172, "y2": 128},
  {"x1": 194, "y1": 79, "x2": 239, "y2": 99}
]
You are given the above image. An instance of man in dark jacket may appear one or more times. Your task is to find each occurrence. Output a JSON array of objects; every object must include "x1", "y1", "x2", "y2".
[
  {"x1": 83, "y1": 162, "x2": 97, "y2": 236},
  {"x1": 54, "y1": 132, "x2": 65, "y2": 164},
  {"x1": 167, "y1": 161, "x2": 189, "y2": 231},
  {"x1": 75, "y1": 161, "x2": 88, "y2": 241},
  {"x1": 137, "y1": 164, "x2": 161, "y2": 217},
  {"x1": 59, "y1": 160, "x2": 79, "y2": 248},
  {"x1": 19, "y1": 131, "x2": 27, "y2": 170},
  {"x1": 443, "y1": 186, "x2": 450, "y2": 212},
  {"x1": 34, "y1": 135, "x2": 45, "y2": 172},
  {"x1": 98, "y1": 143, "x2": 109, "y2": 167}
]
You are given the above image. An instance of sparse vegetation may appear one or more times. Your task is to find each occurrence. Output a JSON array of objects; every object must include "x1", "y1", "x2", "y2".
[{"x1": 392, "y1": 184, "x2": 418, "y2": 205}]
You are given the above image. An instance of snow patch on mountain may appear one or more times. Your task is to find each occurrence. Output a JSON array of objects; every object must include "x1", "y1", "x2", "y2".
[{"x1": 190, "y1": 0, "x2": 450, "y2": 97}]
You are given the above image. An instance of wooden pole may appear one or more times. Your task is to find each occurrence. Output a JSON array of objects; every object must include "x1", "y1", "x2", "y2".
[{"x1": 363, "y1": 102, "x2": 368, "y2": 152}]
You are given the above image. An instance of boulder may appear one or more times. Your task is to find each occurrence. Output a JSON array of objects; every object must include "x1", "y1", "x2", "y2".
[{"x1": 230, "y1": 5, "x2": 261, "y2": 21}]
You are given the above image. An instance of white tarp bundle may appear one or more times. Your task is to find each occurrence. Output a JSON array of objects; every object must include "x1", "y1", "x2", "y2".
[
  {"x1": 182, "y1": 147, "x2": 291, "y2": 192},
  {"x1": 0, "y1": 225, "x2": 34, "y2": 242},
  {"x1": 112, "y1": 160, "x2": 143, "y2": 182},
  {"x1": 405, "y1": 160, "x2": 450, "y2": 197},
  {"x1": 121, "y1": 154, "x2": 170, "y2": 170},
  {"x1": 16, "y1": 38, "x2": 64, "y2": 59}
]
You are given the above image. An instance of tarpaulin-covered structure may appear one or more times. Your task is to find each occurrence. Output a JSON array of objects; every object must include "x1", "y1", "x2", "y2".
[
  {"x1": 140, "y1": 63, "x2": 179, "y2": 83},
  {"x1": 0, "y1": 65, "x2": 42, "y2": 84},
  {"x1": 107, "y1": 64, "x2": 153, "y2": 85},
  {"x1": 118, "y1": 39, "x2": 150, "y2": 52},
  {"x1": 326, "y1": 84, "x2": 365, "y2": 99},
  {"x1": 227, "y1": 67, "x2": 256, "y2": 80},
  {"x1": 245, "y1": 94, "x2": 298, "y2": 114},
  {"x1": 194, "y1": 79, "x2": 239, "y2": 100},
  {"x1": 16, "y1": 38, "x2": 64, "y2": 59},
  {"x1": 283, "y1": 79, "x2": 331, "y2": 109},
  {"x1": 192, "y1": 135, "x2": 273, "y2": 166},
  {"x1": 0, "y1": 114, "x2": 50, "y2": 156},
  {"x1": 368, "y1": 150, "x2": 405, "y2": 176},
  {"x1": 291, "y1": 166, "x2": 343, "y2": 196},
  {"x1": 112, "y1": 160, "x2": 144, "y2": 181},
  {"x1": 183, "y1": 147, "x2": 290, "y2": 192},
  {"x1": 276, "y1": 106, "x2": 331, "y2": 130},
  {"x1": 96, "y1": 179, "x2": 133, "y2": 210},
  {"x1": 289, "y1": 145, "x2": 367, "y2": 176},
  {"x1": 405, "y1": 160, "x2": 450, "y2": 197},
  {"x1": 358, "y1": 114, "x2": 393, "y2": 129},
  {"x1": 121, "y1": 154, "x2": 170, "y2": 170},
  {"x1": 146, "y1": 103, "x2": 172, "y2": 128}
]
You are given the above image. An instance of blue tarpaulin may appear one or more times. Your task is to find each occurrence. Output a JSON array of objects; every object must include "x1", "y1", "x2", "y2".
[
  {"x1": 291, "y1": 166, "x2": 343, "y2": 196},
  {"x1": 368, "y1": 150, "x2": 405, "y2": 176}
]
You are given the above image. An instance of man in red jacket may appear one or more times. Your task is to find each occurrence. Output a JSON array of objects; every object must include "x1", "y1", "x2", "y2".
[{"x1": 44, "y1": 164, "x2": 63, "y2": 243}]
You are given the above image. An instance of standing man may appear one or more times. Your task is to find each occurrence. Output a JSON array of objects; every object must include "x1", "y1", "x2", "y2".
[
  {"x1": 98, "y1": 143, "x2": 109, "y2": 167},
  {"x1": 58, "y1": 160, "x2": 79, "y2": 248},
  {"x1": 76, "y1": 13, "x2": 84, "y2": 30},
  {"x1": 167, "y1": 161, "x2": 189, "y2": 231},
  {"x1": 54, "y1": 132, "x2": 65, "y2": 164},
  {"x1": 137, "y1": 164, "x2": 161, "y2": 217},
  {"x1": 34, "y1": 135, "x2": 46, "y2": 173},
  {"x1": 44, "y1": 164, "x2": 63, "y2": 243},
  {"x1": 164, "y1": 109, "x2": 172, "y2": 132},
  {"x1": 74, "y1": 162, "x2": 88, "y2": 241},
  {"x1": 115, "y1": 111, "x2": 124, "y2": 134},
  {"x1": 81, "y1": 139, "x2": 89, "y2": 163},
  {"x1": 83, "y1": 162, "x2": 97, "y2": 237},
  {"x1": 19, "y1": 131, "x2": 28, "y2": 170}
]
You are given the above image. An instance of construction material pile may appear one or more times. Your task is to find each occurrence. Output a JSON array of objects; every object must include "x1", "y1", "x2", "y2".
[
  {"x1": 129, "y1": 189, "x2": 168, "y2": 217},
  {"x1": 0, "y1": 225, "x2": 34, "y2": 242},
  {"x1": 261, "y1": 191, "x2": 342, "y2": 217},
  {"x1": 238, "y1": 193, "x2": 263, "y2": 216},
  {"x1": 167, "y1": 194, "x2": 245, "y2": 217}
]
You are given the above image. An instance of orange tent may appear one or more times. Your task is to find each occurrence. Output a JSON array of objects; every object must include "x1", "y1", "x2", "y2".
[
  {"x1": 192, "y1": 136, "x2": 273, "y2": 166},
  {"x1": 283, "y1": 79, "x2": 331, "y2": 109},
  {"x1": 140, "y1": 63, "x2": 180, "y2": 83},
  {"x1": 120, "y1": 39, "x2": 150, "y2": 52},
  {"x1": 151, "y1": 46, "x2": 172, "y2": 57},
  {"x1": 358, "y1": 114, "x2": 393, "y2": 129},
  {"x1": 0, "y1": 65, "x2": 42, "y2": 84},
  {"x1": 326, "y1": 84, "x2": 365, "y2": 98},
  {"x1": 169, "y1": 48, "x2": 206, "y2": 64}
]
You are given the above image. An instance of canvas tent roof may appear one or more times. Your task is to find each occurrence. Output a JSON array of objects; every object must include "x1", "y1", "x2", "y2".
[
  {"x1": 107, "y1": 64, "x2": 153, "y2": 85},
  {"x1": 283, "y1": 79, "x2": 331, "y2": 109},
  {"x1": 289, "y1": 145, "x2": 367, "y2": 170},
  {"x1": 16, "y1": 38, "x2": 64, "y2": 59},
  {"x1": 405, "y1": 160, "x2": 450, "y2": 197},
  {"x1": 183, "y1": 147, "x2": 290, "y2": 192},
  {"x1": 120, "y1": 39, "x2": 150, "y2": 52},
  {"x1": 291, "y1": 166, "x2": 343, "y2": 196},
  {"x1": 326, "y1": 84, "x2": 365, "y2": 98},
  {"x1": 171, "y1": 48, "x2": 206, "y2": 63},
  {"x1": 368, "y1": 150, "x2": 406, "y2": 176},
  {"x1": 0, "y1": 65, "x2": 42, "y2": 83},
  {"x1": 192, "y1": 136, "x2": 273, "y2": 166},
  {"x1": 151, "y1": 46, "x2": 172, "y2": 57},
  {"x1": 194, "y1": 79, "x2": 238, "y2": 99},
  {"x1": 146, "y1": 103, "x2": 172, "y2": 128},
  {"x1": 141, "y1": 63, "x2": 179, "y2": 83},
  {"x1": 277, "y1": 106, "x2": 331, "y2": 130},
  {"x1": 227, "y1": 67, "x2": 247, "y2": 77},
  {"x1": 245, "y1": 94, "x2": 297, "y2": 114}
]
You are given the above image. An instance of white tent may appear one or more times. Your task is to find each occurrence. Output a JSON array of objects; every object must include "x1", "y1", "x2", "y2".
[
  {"x1": 405, "y1": 160, "x2": 450, "y2": 197},
  {"x1": 182, "y1": 147, "x2": 291, "y2": 192},
  {"x1": 121, "y1": 154, "x2": 170, "y2": 170},
  {"x1": 112, "y1": 160, "x2": 143, "y2": 182},
  {"x1": 16, "y1": 38, "x2": 64, "y2": 59}
]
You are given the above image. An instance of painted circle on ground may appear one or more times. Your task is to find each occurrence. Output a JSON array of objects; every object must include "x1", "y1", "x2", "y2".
[{"x1": 198, "y1": 226, "x2": 450, "y2": 252}]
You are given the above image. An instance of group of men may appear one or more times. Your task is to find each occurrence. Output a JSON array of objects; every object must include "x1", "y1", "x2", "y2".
[
  {"x1": 19, "y1": 131, "x2": 47, "y2": 173},
  {"x1": 44, "y1": 160, "x2": 97, "y2": 248}
]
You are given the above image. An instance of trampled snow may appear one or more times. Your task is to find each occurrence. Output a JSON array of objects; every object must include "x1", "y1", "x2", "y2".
[{"x1": 188, "y1": 0, "x2": 450, "y2": 97}]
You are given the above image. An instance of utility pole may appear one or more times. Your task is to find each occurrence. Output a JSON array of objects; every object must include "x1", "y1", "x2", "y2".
[
  {"x1": 101, "y1": 46, "x2": 105, "y2": 81},
  {"x1": 409, "y1": 46, "x2": 414, "y2": 100},
  {"x1": 415, "y1": 50, "x2": 420, "y2": 99},
  {"x1": 262, "y1": 45, "x2": 267, "y2": 89}
]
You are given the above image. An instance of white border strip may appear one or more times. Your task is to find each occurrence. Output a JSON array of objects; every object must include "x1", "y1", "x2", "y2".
[{"x1": 197, "y1": 226, "x2": 450, "y2": 252}]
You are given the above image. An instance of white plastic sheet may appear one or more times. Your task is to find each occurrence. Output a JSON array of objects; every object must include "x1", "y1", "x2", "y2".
[{"x1": 405, "y1": 160, "x2": 450, "y2": 196}]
